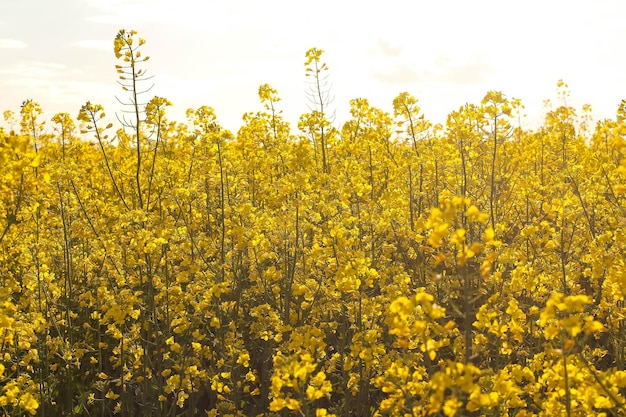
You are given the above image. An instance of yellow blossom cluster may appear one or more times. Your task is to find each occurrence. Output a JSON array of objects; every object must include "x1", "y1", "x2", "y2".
[{"x1": 1, "y1": 31, "x2": 626, "y2": 416}]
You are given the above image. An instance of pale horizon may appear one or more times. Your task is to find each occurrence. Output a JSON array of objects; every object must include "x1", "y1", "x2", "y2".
[{"x1": 1, "y1": 0, "x2": 625, "y2": 135}]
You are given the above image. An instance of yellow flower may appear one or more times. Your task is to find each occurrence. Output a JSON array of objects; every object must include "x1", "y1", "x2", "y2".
[
  {"x1": 19, "y1": 392, "x2": 39, "y2": 415},
  {"x1": 583, "y1": 316, "x2": 605, "y2": 334},
  {"x1": 270, "y1": 397, "x2": 301, "y2": 412},
  {"x1": 176, "y1": 391, "x2": 189, "y2": 408},
  {"x1": 443, "y1": 396, "x2": 462, "y2": 417},
  {"x1": 105, "y1": 390, "x2": 119, "y2": 400}
]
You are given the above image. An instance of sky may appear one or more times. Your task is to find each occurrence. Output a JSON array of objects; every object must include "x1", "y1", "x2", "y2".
[{"x1": 1, "y1": 0, "x2": 625, "y2": 134}]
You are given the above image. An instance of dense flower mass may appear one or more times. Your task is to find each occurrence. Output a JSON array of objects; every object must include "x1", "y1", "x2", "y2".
[{"x1": 1, "y1": 30, "x2": 626, "y2": 416}]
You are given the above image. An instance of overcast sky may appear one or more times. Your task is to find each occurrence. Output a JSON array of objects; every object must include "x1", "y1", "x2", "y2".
[{"x1": 1, "y1": 0, "x2": 625, "y2": 134}]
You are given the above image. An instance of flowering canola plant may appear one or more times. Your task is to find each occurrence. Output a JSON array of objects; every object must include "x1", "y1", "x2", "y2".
[{"x1": 1, "y1": 31, "x2": 626, "y2": 416}]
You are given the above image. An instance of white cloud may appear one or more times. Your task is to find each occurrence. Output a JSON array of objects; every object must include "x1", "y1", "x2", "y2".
[
  {"x1": 84, "y1": 0, "x2": 249, "y2": 31},
  {"x1": 0, "y1": 39, "x2": 27, "y2": 49},
  {"x1": 374, "y1": 64, "x2": 422, "y2": 85},
  {"x1": 0, "y1": 62, "x2": 66, "y2": 78},
  {"x1": 73, "y1": 40, "x2": 111, "y2": 52}
]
